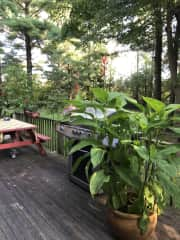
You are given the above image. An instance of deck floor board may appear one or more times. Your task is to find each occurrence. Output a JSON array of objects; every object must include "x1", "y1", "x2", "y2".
[
  {"x1": 0, "y1": 148, "x2": 112, "y2": 240},
  {"x1": 0, "y1": 147, "x2": 179, "y2": 240}
]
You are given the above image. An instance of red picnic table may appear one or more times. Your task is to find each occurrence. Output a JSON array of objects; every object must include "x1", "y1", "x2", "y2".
[{"x1": 0, "y1": 118, "x2": 50, "y2": 156}]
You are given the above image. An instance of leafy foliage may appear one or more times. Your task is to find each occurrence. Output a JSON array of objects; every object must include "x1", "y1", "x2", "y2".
[
  {"x1": 0, "y1": 61, "x2": 41, "y2": 116},
  {"x1": 64, "y1": 88, "x2": 180, "y2": 232}
]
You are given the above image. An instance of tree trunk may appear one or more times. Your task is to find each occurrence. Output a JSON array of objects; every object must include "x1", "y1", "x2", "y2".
[
  {"x1": 166, "y1": 1, "x2": 180, "y2": 103},
  {"x1": 24, "y1": 1, "x2": 33, "y2": 90},
  {"x1": 0, "y1": 58, "x2": 2, "y2": 116},
  {"x1": 149, "y1": 59, "x2": 153, "y2": 97},
  {"x1": 0, "y1": 58, "x2": 2, "y2": 96},
  {"x1": 132, "y1": 84, "x2": 139, "y2": 101},
  {"x1": 25, "y1": 33, "x2": 32, "y2": 88},
  {"x1": 153, "y1": 3, "x2": 162, "y2": 100}
]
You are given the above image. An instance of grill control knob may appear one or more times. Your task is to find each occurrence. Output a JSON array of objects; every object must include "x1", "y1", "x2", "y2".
[{"x1": 72, "y1": 129, "x2": 77, "y2": 135}]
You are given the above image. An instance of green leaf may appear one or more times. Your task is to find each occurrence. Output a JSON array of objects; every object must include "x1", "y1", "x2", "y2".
[
  {"x1": 172, "y1": 116, "x2": 180, "y2": 122},
  {"x1": 108, "y1": 92, "x2": 127, "y2": 107},
  {"x1": 65, "y1": 99, "x2": 86, "y2": 109},
  {"x1": 85, "y1": 161, "x2": 91, "y2": 182},
  {"x1": 92, "y1": 88, "x2": 108, "y2": 103},
  {"x1": 130, "y1": 156, "x2": 140, "y2": 175},
  {"x1": 112, "y1": 194, "x2": 120, "y2": 209},
  {"x1": 126, "y1": 96, "x2": 144, "y2": 111},
  {"x1": 143, "y1": 97, "x2": 165, "y2": 112},
  {"x1": 90, "y1": 147, "x2": 106, "y2": 168},
  {"x1": 125, "y1": 96, "x2": 138, "y2": 105},
  {"x1": 71, "y1": 117, "x2": 99, "y2": 129},
  {"x1": 144, "y1": 186, "x2": 155, "y2": 206},
  {"x1": 72, "y1": 152, "x2": 90, "y2": 174},
  {"x1": 157, "y1": 160, "x2": 177, "y2": 178},
  {"x1": 172, "y1": 157, "x2": 180, "y2": 167},
  {"x1": 108, "y1": 91, "x2": 123, "y2": 101},
  {"x1": 150, "y1": 144, "x2": 157, "y2": 160},
  {"x1": 69, "y1": 140, "x2": 99, "y2": 154},
  {"x1": 148, "y1": 121, "x2": 167, "y2": 130},
  {"x1": 138, "y1": 113, "x2": 148, "y2": 130},
  {"x1": 151, "y1": 182, "x2": 163, "y2": 203},
  {"x1": 157, "y1": 172, "x2": 177, "y2": 196},
  {"x1": 138, "y1": 212, "x2": 149, "y2": 234},
  {"x1": 90, "y1": 170, "x2": 110, "y2": 196},
  {"x1": 71, "y1": 110, "x2": 95, "y2": 119},
  {"x1": 114, "y1": 165, "x2": 140, "y2": 189},
  {"x1": 169, "y1": 127, "x2": 180, "y2": 135},
  {"x1": 128, "y1": 198, "x2": 144, "y2": 214},
  {"x1": 133, "y1": 145, "x2": 149, "y2": 161},
  {"x1": 108, "y1": 110, "x2": 129, "y2": 123},
  {"x1": 165, "y1": 104, "x2": 180, "y2": 115},
  {"x1": 158, "y1": 145, "x2": 180, "y2": 157}
]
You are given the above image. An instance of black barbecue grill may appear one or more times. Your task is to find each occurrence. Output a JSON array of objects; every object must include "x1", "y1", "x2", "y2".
[
  {"x1": 57, "y1": 122, "x2": 94, "y2": 190},
  {"x1": 56, "y1": 107, "x2": 116, "y2": 190}
]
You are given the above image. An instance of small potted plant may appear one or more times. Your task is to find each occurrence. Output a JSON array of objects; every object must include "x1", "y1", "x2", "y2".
[
  {"x1": 65, "y1": 88, "x2": 180, "y2": 240},
  {"x1": 24, "y1": 102, "x2": 40, "y2": 119}
]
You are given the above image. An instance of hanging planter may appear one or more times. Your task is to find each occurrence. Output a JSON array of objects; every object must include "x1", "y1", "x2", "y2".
[{"x1": 24, "y1": 110, "x2": 40, "y2": 118}]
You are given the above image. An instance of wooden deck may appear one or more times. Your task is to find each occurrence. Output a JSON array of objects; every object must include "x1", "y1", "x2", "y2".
[{"x1": 0, "y1": 147, "x2": 179, "y2": 240}]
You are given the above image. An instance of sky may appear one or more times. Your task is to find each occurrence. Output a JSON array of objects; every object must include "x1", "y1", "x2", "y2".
[
  {"x1": 107, "y1": 40, "x2": 141, "y2": 80},
  {"x1": 107, "y1": 40, "x2": 170, "y2": 81}
]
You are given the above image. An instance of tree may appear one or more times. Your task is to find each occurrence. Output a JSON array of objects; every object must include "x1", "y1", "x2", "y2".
[
  {"x1": 44, "y1": 38, "x2": 108, "y2": 98},
  {"x1": 125, "y1": 67, "x2": 153, "y2": 101},
  {"x1": 153, "y1": 1, "x2": 163, "y2": 100},
  {"x1": 65, "y1": 0, "x2": 163, "y2": 99},
  {"x1": 166, "y1": 0, "x2": 180, "y2": 103},
  {"x1": 0, "y1": 0, "x2": 60, "y2": 92},
  {"x1": 1, "y1": 60, "x2": 31, "y2": 115}
]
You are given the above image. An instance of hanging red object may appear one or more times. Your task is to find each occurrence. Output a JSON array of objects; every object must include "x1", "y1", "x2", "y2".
[{"x1": 101, "y1": 56, "x2": 108, "y2": 65}]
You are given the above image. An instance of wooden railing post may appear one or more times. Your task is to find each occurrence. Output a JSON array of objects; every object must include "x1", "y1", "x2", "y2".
[{"x1": 57, "y1": 132, "x2": 65, "y2": 155}]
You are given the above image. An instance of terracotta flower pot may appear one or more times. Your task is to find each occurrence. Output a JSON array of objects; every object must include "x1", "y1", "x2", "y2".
[
  {"x1": 24, "y1": 110, "x2": 40, "y2": 118},
  {"x1": 107, "y1": 209, "x2": 157, "y2": 240}
]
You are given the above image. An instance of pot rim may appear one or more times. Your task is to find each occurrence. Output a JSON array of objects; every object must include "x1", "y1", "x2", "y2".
[{"x1": 110, "y1": 209, "x2": 157, "y2": 220}]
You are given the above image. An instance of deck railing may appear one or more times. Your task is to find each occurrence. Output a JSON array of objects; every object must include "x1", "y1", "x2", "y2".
[{"x1": 15, "y1": 113, "x2": 63, "y2": 153}]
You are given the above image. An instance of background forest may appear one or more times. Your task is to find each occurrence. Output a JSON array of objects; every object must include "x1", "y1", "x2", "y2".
[{"x1": 0, "y1": 0, "x2": 180, "y2": 119}]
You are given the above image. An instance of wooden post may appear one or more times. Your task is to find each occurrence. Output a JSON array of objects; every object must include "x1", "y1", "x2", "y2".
[{"x1": 57, "y1": 133, "x2": 65, "y2": 155}]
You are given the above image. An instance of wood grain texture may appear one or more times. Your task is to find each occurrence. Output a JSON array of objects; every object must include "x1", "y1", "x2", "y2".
[
  {"x1": 0, "y1": 147, "x2": 112, "y2": 240},
  {"x1": 0, "y1": 118, "x2": 36, "y2": 133},
  {"x1": 0, "y1": 147, "x2": 179, "y2": 240}
]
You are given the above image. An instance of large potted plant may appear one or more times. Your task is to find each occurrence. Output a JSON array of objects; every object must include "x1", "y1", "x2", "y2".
[{"x1": 64, "y1": 88, "x2": 180, "y2": 240}]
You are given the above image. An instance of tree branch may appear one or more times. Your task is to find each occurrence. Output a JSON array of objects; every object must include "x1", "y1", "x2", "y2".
[{"x1": 14, "y1": 0, "x2": 25, "y2": 10}]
